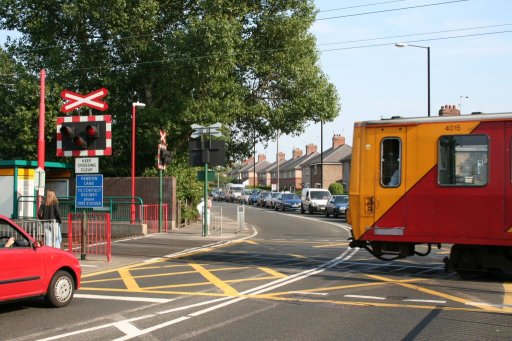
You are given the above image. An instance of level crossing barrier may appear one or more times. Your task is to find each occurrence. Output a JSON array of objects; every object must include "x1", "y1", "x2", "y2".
[{"x1": 68, "y1": 212, "x2": 111, "y2": 261}]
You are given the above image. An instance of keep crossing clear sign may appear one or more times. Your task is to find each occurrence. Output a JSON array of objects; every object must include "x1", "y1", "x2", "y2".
[{"x1": 76, "y1": 174, "x2": 103, "y2": 208}]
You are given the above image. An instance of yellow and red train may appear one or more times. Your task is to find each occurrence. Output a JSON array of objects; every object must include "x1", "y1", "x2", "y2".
[{"x1": 348, "y1": 110, "x2": 512, "y2": 278}]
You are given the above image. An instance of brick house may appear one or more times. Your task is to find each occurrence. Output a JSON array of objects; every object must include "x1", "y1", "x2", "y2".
[
  {"x1": 279, "y1": 145, "x2": 319, "y2": 191},
  {"x1": 303, "y1": 135, "x2": 352, "y2": 189},
  {"x1": 238, "y1": 154, "x2": 271, "y2": 186}
]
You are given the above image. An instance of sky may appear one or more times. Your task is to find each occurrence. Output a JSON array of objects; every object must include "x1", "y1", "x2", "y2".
[
  {"x1": 259, "y1": 0, "x2": 512, "y2": 161},
  {"x1": 2, "y1": 0, "x2": 512, "y2": 163}
]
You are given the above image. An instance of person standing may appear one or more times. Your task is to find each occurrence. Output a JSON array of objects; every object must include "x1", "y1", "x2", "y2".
[{"x1": 38, "y1": 190, "x2": 62, "y2": 248}]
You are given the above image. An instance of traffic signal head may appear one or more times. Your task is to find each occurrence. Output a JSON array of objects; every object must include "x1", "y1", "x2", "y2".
[
  {"x1": 60, "y1": 125, "x2": 74, "y2": 139},
  {"x1": 57, "y1": 117, "x2": 111, "y2": 156},
  {"x1": 160, "y1": 148, "x2": 172, "y2": 165},
  {"x1": 85, "y1": 125, "x2": 99, "y2": 139}
]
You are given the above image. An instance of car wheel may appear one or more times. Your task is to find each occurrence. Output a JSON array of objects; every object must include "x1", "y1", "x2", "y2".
[
  {"x1": 46, "y1": 270, "x2": 75, "y2": 308},
  {"x1": 334, "y1": 213, "x2": 338, "y2": 218},
  {"x1": 300, "y1": 205, "x2": 305, "y2": 214},
  {"x1": 309, "y1": 207, "x2": 314, "y2": 214},
  {"x1": 325, "y1": 211, "x2": 329, "y2": 218},
  {"x1": 282, "y1": 206, "x2": 285, "y2": 211}
]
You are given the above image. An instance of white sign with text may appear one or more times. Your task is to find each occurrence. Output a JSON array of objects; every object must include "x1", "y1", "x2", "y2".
[{"x1": 75, "y1": 157, "x2": 99, "y2": 174}]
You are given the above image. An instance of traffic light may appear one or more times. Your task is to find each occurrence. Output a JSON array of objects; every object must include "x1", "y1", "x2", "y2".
[
  {"x1": 57, "y1": 115, "x2": 112, "y2": 157},
  {"x1": 159, "y1": 147, "x2": 172, "y2": 167}
]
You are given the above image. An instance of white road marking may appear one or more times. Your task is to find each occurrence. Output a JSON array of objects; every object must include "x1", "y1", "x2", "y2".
[
  {"x1": 75, "y1": 294, "x2": 175, "y2": 303},
  {"x1": 46, "y1": 244, "x2": 358, "y2": 341},
  {"x1": 344, "y1": 295, "x2": 386, "y2": 300},
  {"x1": 113, "y1": 321, "x2": 142, "y2": 337}
]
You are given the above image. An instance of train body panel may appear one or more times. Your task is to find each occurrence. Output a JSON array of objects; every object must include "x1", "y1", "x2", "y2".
[{"x1": 348, "y1": 112, "x2": 512, "y2": 276}]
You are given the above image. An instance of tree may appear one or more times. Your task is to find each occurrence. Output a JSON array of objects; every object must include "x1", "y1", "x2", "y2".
[
  {"x1": 0, "y1": 0, "x2": 340, "y2": 173},
  {"x1": 328, "y1": 182, "x2": 344, "y2": 195},
  {"x1": 0, "y1": 49, "x2": 62, "y2": 160}
]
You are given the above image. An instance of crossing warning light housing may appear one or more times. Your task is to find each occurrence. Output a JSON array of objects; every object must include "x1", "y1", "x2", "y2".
[{"x1": 57, "y1": 115, "x2": 112, "y2": 157}]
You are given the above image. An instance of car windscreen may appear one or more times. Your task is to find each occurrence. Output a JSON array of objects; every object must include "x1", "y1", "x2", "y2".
[
  {"x1": 311, "y1": 191, "x2": 330, "y2": 199},
  {"x1": 283, "y1": 194, "x2": 299, "y2": 200},
  {"x1": 334, "y1": 196, "x2": 349, "y2": 203}
]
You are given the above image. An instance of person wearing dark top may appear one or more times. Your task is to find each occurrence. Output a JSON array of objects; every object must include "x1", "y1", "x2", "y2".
[{"x1": 38, "y1": 190, "x2": 62, "y2": 248}]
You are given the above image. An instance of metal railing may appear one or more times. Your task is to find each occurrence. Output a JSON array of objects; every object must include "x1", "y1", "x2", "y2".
[
  {"x1": 209, "y1": 206, "x2": 223, "y2": 236},
  {"x1": 21, "y1": 219, "x2": 61, "y2": 248},
  {"x1": 143, "y1": 204, "x2": 168, "y2": 233},
  {"x1": 16, "y1": 195, "x2": 144, "y2": 223}
]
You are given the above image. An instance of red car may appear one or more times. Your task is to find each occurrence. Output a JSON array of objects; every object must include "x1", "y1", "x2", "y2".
[{"x1": 0, "y1": 214, "x2": 81, "y2": 307}]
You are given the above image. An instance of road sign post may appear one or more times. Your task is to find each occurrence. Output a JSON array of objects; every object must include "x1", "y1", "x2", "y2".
[{"x1": 190, "y1": 123, "x2": 224, "y2": 237}]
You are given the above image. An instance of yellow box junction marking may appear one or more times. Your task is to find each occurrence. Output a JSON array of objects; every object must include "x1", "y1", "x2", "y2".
[
  {"x1": 188, "y1": 263, "x2": 240, "y2": 296},
  {"x1": 118, "y1": 268, "x2": 140, "y2": 291}
]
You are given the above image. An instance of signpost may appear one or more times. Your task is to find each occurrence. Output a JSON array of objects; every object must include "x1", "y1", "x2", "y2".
[{"x1": 190, "y1": 123, "x2": 224, "y2": 237}]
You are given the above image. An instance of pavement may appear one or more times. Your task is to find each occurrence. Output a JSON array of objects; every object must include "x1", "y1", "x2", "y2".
[{"x1": 79, "y1": 216, "x2": 253, "y2": 275}]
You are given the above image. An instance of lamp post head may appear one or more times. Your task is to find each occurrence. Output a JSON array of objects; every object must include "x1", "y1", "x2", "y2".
[
  {"x1": 132, "y1": 102, "x2": 146, "y2": 108},
  {"x1": 395, "y1": 43, "x2": 408, "y2": 48}
]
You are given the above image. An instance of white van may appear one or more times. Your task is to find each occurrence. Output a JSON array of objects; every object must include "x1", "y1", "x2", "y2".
[
  {"x1": 224, "y1": 183, "x2": 245, "y2": 203},
  {"x1": 301, "y1": 188, "x2": 331, "y2": 214}
]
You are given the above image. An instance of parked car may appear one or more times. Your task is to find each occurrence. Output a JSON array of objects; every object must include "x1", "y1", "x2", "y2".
[
  {"x1": 257, "y1": 191, "x2": 270, "y2": 206},
  {"x1": 211, "y1": 189, "x2": 221, "y2": 201},
  {"x1": 325, "y1": 194, "x2": 349, "y2": 218},
  {"x1": 266, "y1": 192, "x2": 281, "y2": 208},
  {"x1": 0, "y1": 214, "x2": 81, "y2": 307},
  {"x1": 301, "y1": 188, "x2": 331, "y2": 214},
  {"x1": 274, "y1": 193, "x2": 301, "y2": 211},
  {"x1": 240, "y1": 189, "x2": 253, "y2": 204},
  {"x1": 224, "y1": 183, "x2": 245, "y2": 202},
  {"x1": 249, "y1": 190, "x2": 261, "y2": 205},
  {"x1": 218, "y1": 191, "x2": 226, "y2": 201}
]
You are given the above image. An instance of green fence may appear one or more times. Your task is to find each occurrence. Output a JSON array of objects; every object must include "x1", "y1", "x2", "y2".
[{"x1": 16, "y1": 196, "x2": 144, "y2": 223}]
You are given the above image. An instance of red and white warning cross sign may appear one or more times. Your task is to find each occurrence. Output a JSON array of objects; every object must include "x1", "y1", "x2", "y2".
[
  {"x1": 159, "y1": 130, "x2": 167, "y2": 145},
  {"x1": 60, "y1": 88, "x2": 109, "y2": 113}
]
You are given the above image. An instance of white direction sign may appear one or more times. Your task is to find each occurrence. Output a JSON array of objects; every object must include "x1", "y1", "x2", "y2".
[
  {"x1": 191, "y1": 123, "x2": 223, "y2": 139},
  {"x1": 75, "y1": 157, "x2": 99, "y2": 174}
]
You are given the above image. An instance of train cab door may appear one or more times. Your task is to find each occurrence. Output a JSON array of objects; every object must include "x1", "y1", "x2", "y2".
[
  {"x1": 505, "y1": 123, "x2": 512, "y2": 234},
  {"x1": 373, "y1": 128, "x2": 407, "y2": 231}
]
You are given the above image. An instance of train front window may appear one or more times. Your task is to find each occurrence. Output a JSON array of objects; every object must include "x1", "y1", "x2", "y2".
[
  {"x1": 381, "y1": 138, "x2": 401, "y2": 187},
  {"x1": 438, "y1": 135, "x2": 488, "y2": 186}
]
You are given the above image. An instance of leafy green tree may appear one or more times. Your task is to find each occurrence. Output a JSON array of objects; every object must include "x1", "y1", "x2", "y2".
[
  {"x1": 328, "y1": 182, "x2": 345, "y2": 195},
  {"x1": 0, "y1": 0, "x2": 340, "y2": 174},
  {"x1": 0, "y1": 49, "x2": 62, "y2": 160}
]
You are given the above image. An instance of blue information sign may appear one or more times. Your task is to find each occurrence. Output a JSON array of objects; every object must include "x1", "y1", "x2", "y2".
[{"x1": 76, "y1": 174, "x2": 103, "y2": 208}]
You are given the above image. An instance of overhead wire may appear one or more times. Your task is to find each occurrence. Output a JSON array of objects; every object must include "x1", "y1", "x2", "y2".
[
  {"x1": 316, "y1": 0, "x2": 468, "y2": 20},
  {"x1": 60, "y1": 28, "x2": 512, "y2": 73},
  {"x1": 5, "y1": 0, "x2": 468, "y2": 54}
]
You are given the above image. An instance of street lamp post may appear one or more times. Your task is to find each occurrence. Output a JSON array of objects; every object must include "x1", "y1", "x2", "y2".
[
  {"x1": 131, "y1": 101, "x2": 146, "y2": 223},
  {"x1": 395, "y1": 43, "x2": 431, "y2": 117}
]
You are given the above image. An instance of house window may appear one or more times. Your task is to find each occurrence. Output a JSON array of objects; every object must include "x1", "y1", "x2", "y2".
[{"x1": 438, "y1": 135, "x2": 488, "y2": 186}]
